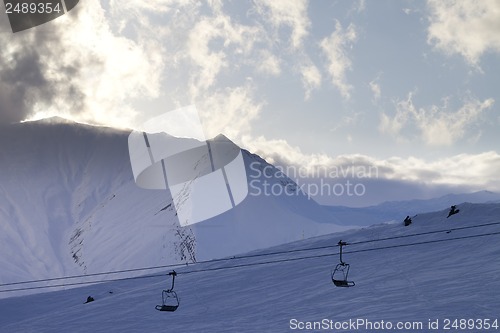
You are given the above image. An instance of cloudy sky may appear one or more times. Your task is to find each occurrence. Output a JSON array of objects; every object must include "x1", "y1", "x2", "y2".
[{"x1": 1, "y1": 0, "x2": 499, "y2": 206}]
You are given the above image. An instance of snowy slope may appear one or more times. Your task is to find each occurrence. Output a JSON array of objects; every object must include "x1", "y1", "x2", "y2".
[
  {"x1": 0, "y1": 119, "x2": 191, "y2": 286},
  {"x1": 0, "y1": 119, "x2": 344, "y2": 289},
  {"x1": 324, "y1": 190, "x2": 500, "y2": 227},
  {"x1": 0, "y1": 202, "x2": 499, "y2": 332}
]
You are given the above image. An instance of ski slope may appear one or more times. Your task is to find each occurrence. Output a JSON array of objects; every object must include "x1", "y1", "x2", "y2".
[{"x1": 1, "y1": 202, "x2": 499, "y2": 332}]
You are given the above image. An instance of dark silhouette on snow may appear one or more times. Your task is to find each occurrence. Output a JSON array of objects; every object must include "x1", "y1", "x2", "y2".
[
  {"x1": 404, "y1": 216, "x2": 412, "y2": 226},
  {"x1": 447, "y1": 205, "x2": 460, "y2": 218},
  {"x1": 84, "y1": 296, "x2": 94, "y2": 304}
]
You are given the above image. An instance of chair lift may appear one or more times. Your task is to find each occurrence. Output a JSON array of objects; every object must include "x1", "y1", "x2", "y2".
[
  {"x1": 155, "y1": 271, "x2": 179, "y2": 312},
  {"x1": 331, "y1": 241, "x2": 355, "y2": 288}
]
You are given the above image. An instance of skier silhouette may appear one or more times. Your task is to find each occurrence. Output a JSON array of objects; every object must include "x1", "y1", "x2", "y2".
[
  {"x1": 404, "y1": 216, "x2": 412, "y2": 226},
  {"x1": 447, "y1": 205, "x2": 460, "y2": 218}
]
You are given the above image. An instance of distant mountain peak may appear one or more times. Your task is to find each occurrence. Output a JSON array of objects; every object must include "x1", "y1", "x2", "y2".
[{"x1": 210, "y1": 133, "x2": 235, "y2": 143}]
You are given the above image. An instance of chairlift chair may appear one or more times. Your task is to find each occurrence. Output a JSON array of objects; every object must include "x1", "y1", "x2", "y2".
[
  {"x1": 155, "y1": 271, "x2": 179, "y2": 312},
  {"x1": 332, "y1": 262, "x2": 355, "y2": 287},
  {"x1": 331, "y1": 241, "x2": 355, "y2": 287}
]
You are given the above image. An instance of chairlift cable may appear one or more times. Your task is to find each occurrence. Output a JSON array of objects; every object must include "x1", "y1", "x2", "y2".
[
  {"x1": 348, "y1": 221, "x2": 500, "y2": 246},
  {"x1": 2, "y1": 229, "x2": 500, "y2": 294},
  {"x1": 0, "y1": 273, "x2": 168, "y2": 293},
  {"x1": 2, "y1": 220, "x2": 499, "y2": 289}
]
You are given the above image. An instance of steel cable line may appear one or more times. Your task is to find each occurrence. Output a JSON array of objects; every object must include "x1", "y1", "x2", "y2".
[
  {"x1": 2, "y1": 220, "x2": 499, "y2": 290},
  {"x1": 177, "y1": 230, "x2": 500, "y2": 275},
  {"x1": 0, "y1": 263, "x2": 186, "y2": 288},
  {"x1": 348, "y1": 221, "x2": 500, "y2": 246},
  {"x1": 1, "y1": 229, "x2": 500, "y2": 294}
]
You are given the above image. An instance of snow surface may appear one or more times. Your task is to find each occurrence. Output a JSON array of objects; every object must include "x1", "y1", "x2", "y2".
[{"x1": 1, "y1": 202, "x2": 500, "y2": 332}]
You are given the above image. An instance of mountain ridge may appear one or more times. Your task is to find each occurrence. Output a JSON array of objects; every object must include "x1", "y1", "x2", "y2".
[
  {"x1": 0, "y1": 119, "x2": 345, "y2": 290},
  {"x1": 323, "y1": 190, "x2": 500, "y2": 227}
]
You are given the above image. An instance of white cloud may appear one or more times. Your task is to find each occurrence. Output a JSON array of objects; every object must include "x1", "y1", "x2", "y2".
[
  {"x1": 250, "y1": 1, "x2": 322, "y2": 100},
  {"x1": 198, "y1": 84, "x2": 264, "y2": 141},
  {"x1": 186, "y1": 10, "x2": 261, "y2": 98},
  {"x1": 427, "y1": 0, "x2": 500, "y2": 67},
  {"x1": 242, "y1": 135, "x2": 500, "y2": 192},
  {"x1": 255, "y1": 50, "x2": 281, "y2": 76},
  {"x1": 108, "y1": 1, "x2": 266, "y2": 137},
  {"x1": 382, "y1": 151, "x2": 500, "y2": 190},
  {"x1": 369, "y1": 79, "x2": 381, "y2": 101},
  {"x1": 379, "y1": 96, "x2": 411, "y2": 138},
  {"x1": 253, "y1": 0, "x2": 310, "y2": 49},
  {"x1": 349, "y1": 0, "x2": 366, "y2": 14},
  {"x1": 242, "y1": 135, "x2": 332, "y2": 170},
  {"x1": 331, "y1": 112, "x2": 363, "y2": 132},
  {"x1": 300, "y1": 63, "x2": 322, "y2": 100},
  {"x1": 380, "y1": 93, "x2": 494, "y2": 146},
  {"x1": 414, "y1": 98, "x2": 494, "y2": 146},
  {"x1": 110, "y1": 0, "x2": 193, "y2": 14},
  {"x1": 186, "y1": 18, "x2": 229, "y2": 96},
  {"x1": 320, "y1": 21, "x2": 357, "y2": 99}
]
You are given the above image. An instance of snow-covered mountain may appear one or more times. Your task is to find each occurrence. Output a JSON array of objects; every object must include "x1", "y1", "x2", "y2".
[
  {"x1": 324, "y1": 190, "x2": 500, "y2": 227},
  {"x1": 1, "y1": 202, "x2": 499, "y2": 332},
  {"x1": 0, "y1": 119, "x2": 344, "y2": 289}
]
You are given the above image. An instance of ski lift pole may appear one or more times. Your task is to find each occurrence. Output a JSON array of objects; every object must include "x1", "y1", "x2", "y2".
[
  {"x1": 168, "y1": 271, "x2": 177, "y2": 292},
  {"x1": 338, "y1": 240, "x2": 347, "y2": 264}
]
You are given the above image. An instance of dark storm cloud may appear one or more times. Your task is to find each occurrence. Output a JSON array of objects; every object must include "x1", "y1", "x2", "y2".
[
  {"x1": 0, "y1": 49, "x2": 48, "y2": 123},
  {"x1": 0, "y1": 6, "x2": 86, "y2": 124}
]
